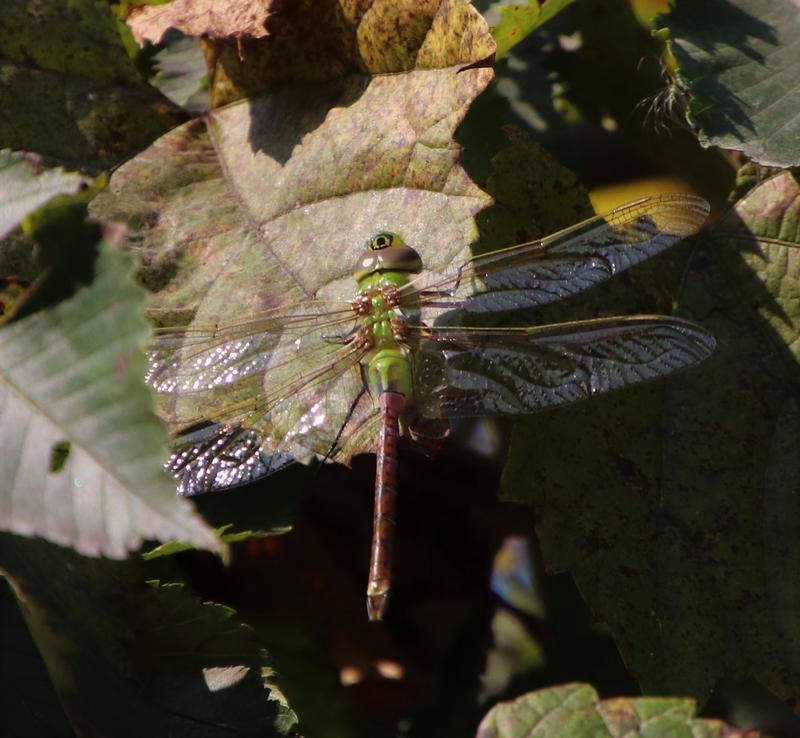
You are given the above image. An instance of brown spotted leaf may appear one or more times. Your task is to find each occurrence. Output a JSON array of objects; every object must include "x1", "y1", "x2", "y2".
[
  {"x1": 92, "y1": 1, "x2": 495, "y2": 479},
  {"x1": 128, "y1": 0, "x2": 277, "y2": 44}
]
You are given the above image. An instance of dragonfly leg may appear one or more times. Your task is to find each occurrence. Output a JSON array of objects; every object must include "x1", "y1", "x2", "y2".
[
  {"x1": 321, "y1": 325, "x2": 358, "y2": 345},
  {"x1": 367, "y1": 391, "x2": 406, "y2": 621},
  {"x1": 390, "y1": 315, "x2": 407, "y2": 342},
  {"x1": 352, "y1": 293, "x2": 371, "y2": 315},
  {"x1": 319, "y1": 386, "x2": 367, "y2": 466}
]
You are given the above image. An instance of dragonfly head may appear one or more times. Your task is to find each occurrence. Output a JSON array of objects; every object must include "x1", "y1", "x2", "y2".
[{"x1": 354, "y1": 232, "x2": 423, "y2": 284}]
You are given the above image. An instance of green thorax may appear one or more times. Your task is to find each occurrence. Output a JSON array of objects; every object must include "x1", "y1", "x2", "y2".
[{"x1": 354, "y1": 232, "x2": 422, "y2": 399}]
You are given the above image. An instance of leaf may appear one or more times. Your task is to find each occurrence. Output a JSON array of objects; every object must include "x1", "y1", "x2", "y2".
[
  {"x1": 0, "y1": 579, "x2": 74, "y2": 738},
  {"x1": 479, "y1": 0, "x2": 576, "y2": 59},
  {"x1": 0, "y1": 0, "x2": 186, "y2": 172},
  {"x1": 0, "y1": 537, "x2": 294, "y2": 738},
  {"x1": 661, "y1": 0, "x2": 800, "y2": 167},
  {"x1": 128, "y1": 0, "x2": 277, "y2": 43},
  {"x1": 542, "y1": 0, "x2": 735, "y2": 207},
  {"x1": 475, "y1": 125, "x2": 593, "y2": 255},
  {"x1": 501, "y1": 172, "x2": 800, "y2": 704},
  {"x1": 0, "y1": 151, "x2": 89, "y2": 240},
  {"x1": 476, "y1": 683, "x2": 761, "y2": 737},
  {"x1": 151, "y1": 0, "x2": 497, "y2": 107},
  {"x1": 0, "y1": 241, "x2": 222, "y2": 557},
  {"x1": 151, "y1": 34, "x2": 209, "y2": 113},
  {"x1": 91, "y1": 0, "x2": 495, "y2": 466}
]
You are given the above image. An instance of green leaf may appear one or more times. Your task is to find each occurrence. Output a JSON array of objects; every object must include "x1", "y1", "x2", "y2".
[
  {"x1": 501, "y1": 172, "x2": 800, "y2": 703},
  {"x1": 0, "y1": 151, "x2": 89, "y2": 240},
  {"x1": 476, "y1": 683, "x2": 760, "y2": 737},
  {"x1": 1, "y1": 537, "x2": 293, "y2": 737},
  {"x1": 0, "y1": 0, "x2": 186, "y2": 172},
  {"x1": 661, "y1": 0, "x2": 800, "y2": 167},
  {"x1": 0, "y1": 241, "x2": 221, "y2": 557},
  {"x1": 480, "y1": 0, "x2": 576, "y2": 59},
  {"x1": 91, "y1": 0, "x2": 496, "y2": 465}
]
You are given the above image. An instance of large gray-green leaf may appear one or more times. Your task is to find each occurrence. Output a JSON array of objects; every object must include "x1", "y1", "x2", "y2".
[
  {"x1": 501, "y1": 172, "x2": 800, "y2": 703},
  {"x1": 0, "y1": 0, "x2": 185, "y2": 172},
  {"x1": 91, "y1": 0, "x2": 495, "y2": 464},
  {"x1": 0, "y1": 242, "x2": 221, "y2": 557},
  {"x1": 662, "y1": 0, "x2": 800, "y2": 167},
  {"x1": 1, "y1": 537, "x2": 292, "y2": 738},
  {"x1": 476, "y1": 683, "x2": 760, "y2": 738},
  {"x1": 0, "y1": 150, "x2": 89, "y2": 240}
]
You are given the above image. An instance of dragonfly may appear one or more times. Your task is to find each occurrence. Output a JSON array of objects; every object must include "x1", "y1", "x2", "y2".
[{"x1": 147, "y1": 193, "x2": 714, "y2": 621}]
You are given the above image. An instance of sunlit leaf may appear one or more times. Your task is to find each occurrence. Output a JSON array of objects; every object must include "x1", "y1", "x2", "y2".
[
  {"x1": 662, "y1": 0, "x2": 800, "y2": 167},
  {"x1": 0, "y1": 242, "x2": 221, "y2": 557},
  {"x1": 128, "y1": 0, "x2": 277, "y2": 43},
  {"x1": 0, "y1": 150, "x2": 89, "y2": 240},
  {"x1": 91, "y1": 0, "x2": 496, "y2": 467},
  {"x1": 476, "y1": 683, "x2": 761, "y2": 737},
  {"x1": 479, "y1": 0, "x2": 576, "y2": 59}
]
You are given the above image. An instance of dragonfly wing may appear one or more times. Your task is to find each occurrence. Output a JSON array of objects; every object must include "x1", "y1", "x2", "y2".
[
  {"x1": 166, "y1": 423, "x2": 294, "y2": 496},
  {"x1": 410, "y1": 194, "x2": 709, "y2": 315},
  {"x1": 146, "y1": 300, "x2": 374, "y2": 493},
  {"x1": 409, "y1": 316, "x2": 715, "y2": 418},
  {"x1": 164, "y1": 341, "x2": 372, "y2": 494},
  {"x1": 148, "y1": 300, "x2": 356, "y2": 403}
]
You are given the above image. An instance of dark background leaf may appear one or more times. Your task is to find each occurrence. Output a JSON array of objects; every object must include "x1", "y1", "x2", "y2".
[
  {"x1": 0, "y1": 577, "x2": 75, "y2": 738},
  {"x1": 501, "y1": 172, "x2": 800, "y2": 712},
  {"x1": 0, "y1": 535, "x2": 291, "y2": 738},
  {"x1": 0, "y1": 0, "x2": 186, "y2": 172},
  {"x1": 662, "y1": 0, "x2": 800, "y2": 167}
]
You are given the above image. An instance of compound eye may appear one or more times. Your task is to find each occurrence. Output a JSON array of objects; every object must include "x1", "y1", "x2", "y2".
[{"x1": 370, "y1": 233, "x2": 394, "y2": 250}]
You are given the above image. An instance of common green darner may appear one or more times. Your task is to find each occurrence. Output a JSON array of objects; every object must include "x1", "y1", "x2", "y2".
[{"x1": 147, "y1": 193, "x2": 714, "y2": 620}]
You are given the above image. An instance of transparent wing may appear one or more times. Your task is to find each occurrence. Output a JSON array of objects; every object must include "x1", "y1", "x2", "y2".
[
  {"x1": 165, "y1": 424, "x2": 295, "y2": 496},
  {"x1": 404, "y1": 194, "x2": 709, "y2": 315},
  {"x1": 409, "y1": 316, "x2": 715, "y2": 418},
  {"x1": 164, "y1": 342, "x2": 371, "y2": 495},
  {"x1": 146, "y1": 299, "x2": 372, "y2": 494},
  {"x1": 148, "y1": 299, "x2": 356, "y2": 400}
]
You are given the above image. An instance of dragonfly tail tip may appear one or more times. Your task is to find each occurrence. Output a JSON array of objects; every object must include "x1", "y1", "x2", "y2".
[{"x1": 367, "y1": 592, "x2": 389, "y2": 622}]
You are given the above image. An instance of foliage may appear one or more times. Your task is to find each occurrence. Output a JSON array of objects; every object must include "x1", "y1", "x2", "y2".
[
  {"x1": 477, "y1": 684, "x2": 751, "y2": 738},
  {"x1": 1, "y1": 537, "x2": 292, "y2": 737},
  {"x1": 661, "y1": 0, "x2": 800, "y2": 167},
  {"x1": 476, "y1": 0, "x2": 576, "y2": 59},
  {"x1": 0, "y1": 154, "x2": 220, "y2": 561},
  {"x1": 0, "y1": 0, "x2": 185, "y2": 172},
  {"x1": 502, "y1": 171, "x2": 800, "y2": 703},
  {"x1": 1, "y1": 1, "x2": 798, "y2": 737}
]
